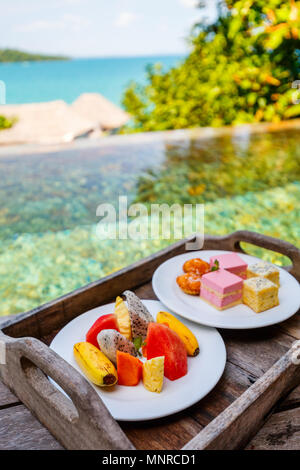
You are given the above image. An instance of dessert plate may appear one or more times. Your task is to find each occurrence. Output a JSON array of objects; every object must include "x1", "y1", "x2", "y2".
[
  {"x1": 152, "y1": 250, "x2": 300, "y2": 330},
  {"x1": 50, "y1": 300, "x2": 226, "y2": 421}
]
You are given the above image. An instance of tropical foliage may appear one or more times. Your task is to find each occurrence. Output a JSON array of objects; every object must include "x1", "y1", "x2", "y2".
[
  {"x1": 123, "y1": 0, "x2": 300, "y2": 131},
  {"x1": 0, "y1": 115, "x2": 15, "y2": 130}
]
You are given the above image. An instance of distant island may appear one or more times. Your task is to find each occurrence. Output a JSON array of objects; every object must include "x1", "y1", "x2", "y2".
[{"x1": 0, "y1": 49, "x2": 70, "y2": 63}]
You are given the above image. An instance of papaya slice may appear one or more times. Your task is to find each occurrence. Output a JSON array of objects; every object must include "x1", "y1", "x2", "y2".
[{"x1": 116, "y1": 350, "x2": 143, "y2": 386}]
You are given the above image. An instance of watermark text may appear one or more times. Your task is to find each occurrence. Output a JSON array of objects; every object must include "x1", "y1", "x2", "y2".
[{"x1": 96, "y1": 197, "x2": 204, "y2": 250}]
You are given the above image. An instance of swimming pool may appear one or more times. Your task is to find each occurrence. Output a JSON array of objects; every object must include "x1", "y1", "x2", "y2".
[{"x1": 0, "y1": 125, "x2": 299, "y2": 315}]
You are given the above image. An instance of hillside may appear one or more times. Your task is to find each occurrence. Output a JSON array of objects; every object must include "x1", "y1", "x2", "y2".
[{"x1": 0, "y1": 48, "x2": 69, "y2": 63}]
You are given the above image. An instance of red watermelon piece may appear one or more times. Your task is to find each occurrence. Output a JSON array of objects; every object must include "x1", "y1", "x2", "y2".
[
  {"x1": 86, "y1": 314, "x2": 119, "y2": 349},
  {"x1": 146, "y1": 322, "x2": 187, "y2": 381}
]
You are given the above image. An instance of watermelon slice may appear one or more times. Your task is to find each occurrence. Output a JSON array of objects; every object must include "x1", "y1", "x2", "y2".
[
  {"x1": 146, "y1": 323, "x2": 187, "y2": 381},
  {"x1": 86, "y1": 314, "x2": 119, "y2": 349}
]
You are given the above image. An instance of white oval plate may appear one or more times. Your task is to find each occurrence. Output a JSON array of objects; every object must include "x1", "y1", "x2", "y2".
[
  {"x1": 50, "y1": 300, "x2": 226, "y2": 422},
  {"x1": 152, "y1": 250, "x2": 300, "y2": 330}
]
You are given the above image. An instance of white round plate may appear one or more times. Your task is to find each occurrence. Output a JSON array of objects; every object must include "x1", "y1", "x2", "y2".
[
  {"x1": 152, "y1": 250, "x2": 300, "y2": 330},
  {"x1": 50, "y1": 300, "x2": 226, "y2": 422}
]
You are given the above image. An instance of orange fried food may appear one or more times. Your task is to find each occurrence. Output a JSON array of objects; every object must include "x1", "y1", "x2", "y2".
[
  {"x1": 176, "y1": 273, "x2": 201, "y2": 295},
  {"x1": 183, "y1": 258, "x2": 210, "y2": 276}
]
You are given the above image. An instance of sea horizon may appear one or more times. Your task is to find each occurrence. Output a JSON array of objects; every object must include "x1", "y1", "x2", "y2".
[
  {"x1": 73, "y1": 52, "x2": 187, "y2": 59},
  {"x1": 0, "y1": 55, "x2": 185, "y2": 107}
]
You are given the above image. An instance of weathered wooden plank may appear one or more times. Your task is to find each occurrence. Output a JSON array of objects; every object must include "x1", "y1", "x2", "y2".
[
  {"x1": 0, "y1": 404, "x2": 63, "y2": 450},
  {"x1": 278, "y1": 384, "x2": 300, "y2": 412},
  {"x1": 122, "y1": 413, "x2": 203, "y2": 450},
  {"x1": 0, "y1": 317, "x2": 20, "y2": 409},
  {"x1": 0, "y1": 380, "x2": 19, "y2": 408},
  {"x1": 246, "y1": 407, "x2": 300, "y2": 450},
  {"x1": 2, "y1": 311, "x2": 41, "y2": 339},
  {"x1": 222, "y1": 327, "x2": 294, "y2": 378},
  {"x1": 189, "y1": 362, "x2": 256, "y2": 427},
  {"x1": 182, "y1": 347, "x2": 300, "y2": 450},
  {"x1": 35, "y1": 304, "x2": 68, "y2": 339},
  {"x1": 278, "y1": 313, "x2": 300, "y2": 340},
  {"x1": 134, "y1": 282, "x2": 156, "y2": 300}
]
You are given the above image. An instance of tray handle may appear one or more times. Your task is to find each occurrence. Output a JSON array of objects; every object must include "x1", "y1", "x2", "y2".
[
  {"x1": 205, "y1": 230, "x2": 300, "y2": 282},
  {"x1": 0, "y1": 331, "x2": 134, "y2": 450}
]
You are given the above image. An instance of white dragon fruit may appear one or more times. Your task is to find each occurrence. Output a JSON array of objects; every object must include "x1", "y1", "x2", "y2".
[
  {"x1": 97, "y1": 329, "x2": 137, "y2": 365},
  {"x1": 122, "y1": 290, "x2": 154, "y2": 340}
]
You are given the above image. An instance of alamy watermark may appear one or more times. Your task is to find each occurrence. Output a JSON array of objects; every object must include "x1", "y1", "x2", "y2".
[
  {"x1": 95, "y1": 197, "x2": 204, "y2": 250},
  {"x1": 0, "y1": 81, "x2": 6, "y2": 105}
]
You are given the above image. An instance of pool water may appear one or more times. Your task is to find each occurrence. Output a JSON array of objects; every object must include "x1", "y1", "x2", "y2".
[{"x1": 0, "y1": 128, "x2": 299, "y2": 315}]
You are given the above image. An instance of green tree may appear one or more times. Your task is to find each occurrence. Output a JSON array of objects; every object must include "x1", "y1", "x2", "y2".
[
  {"x1": 123, "y1": 0, "x2": 300, "y2": 132},
  {"x1": 0, "y1": 115, "x2": 15, "y2": 130}
]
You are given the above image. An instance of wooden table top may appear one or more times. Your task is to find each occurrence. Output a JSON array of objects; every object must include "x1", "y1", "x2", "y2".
[{"x1": 0, "y1": 281, "x2": 299, "y2": 450}]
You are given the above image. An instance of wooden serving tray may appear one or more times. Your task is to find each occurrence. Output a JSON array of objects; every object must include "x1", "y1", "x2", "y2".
[{"x1": 0, "y1": 230, "x2": 300, "y2": 450}]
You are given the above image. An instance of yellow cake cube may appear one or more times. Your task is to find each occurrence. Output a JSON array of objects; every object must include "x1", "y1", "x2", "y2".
[
  {"x1": 247, "y1": 262, "x2": 280, "y2": 286},
  {"x1": 243, "y1": 277, "x2": 279, "y2": 313}
]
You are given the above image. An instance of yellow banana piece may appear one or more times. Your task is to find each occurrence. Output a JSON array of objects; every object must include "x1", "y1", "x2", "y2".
[
  {"x1": 73, "y1": 342, "x2": 118, "y2": 387},
  {"x1": 156, "y1": 311, "x2": 199, "y2": 357},
  {"x1": 114, "y1": 296, "x2": 132, "y2": 340}
]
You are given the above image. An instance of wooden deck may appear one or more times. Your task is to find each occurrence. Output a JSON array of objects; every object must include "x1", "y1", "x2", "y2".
[{"x1": 0, "y1": 280, "x2": 299, "y2": 450}]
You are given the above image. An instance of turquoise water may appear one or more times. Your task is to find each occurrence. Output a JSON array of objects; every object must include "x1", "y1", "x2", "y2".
[
  {"x1": 0, "y1": 56, "x2": 184, "y2": 106},
  {"x1": 0, "y1": 128, "x2": 299, "y2": 315}
]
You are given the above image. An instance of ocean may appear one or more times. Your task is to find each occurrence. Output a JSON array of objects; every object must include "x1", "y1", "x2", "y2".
[{"x1": 0, "y1": 55, "x2": 184, "y2": 106}]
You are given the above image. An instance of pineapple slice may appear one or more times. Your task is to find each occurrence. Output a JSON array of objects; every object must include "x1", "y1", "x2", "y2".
[
  {"x1": 143, "y1": 356, "x2": 164, "y2": 393},
  {"x1": 114, "y1": 296, "x2": 132, "y2": 340}
]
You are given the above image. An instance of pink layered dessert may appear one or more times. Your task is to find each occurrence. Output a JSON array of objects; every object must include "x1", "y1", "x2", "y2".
[
  {"x1": 200, "y1": 269, "x2": 243, "y2": 310},
  {"x1": 210, "y1": 253, "x2": 247, "y2": 279}
]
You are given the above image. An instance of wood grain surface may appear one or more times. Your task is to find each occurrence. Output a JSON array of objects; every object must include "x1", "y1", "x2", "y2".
[
  {"x1": 183, "y1": 345, "x2": 300, "y2": 450},
  {"x1": 246, "y1": 407, "x2": 300, "y2": 450},
  {"x1": 0, "y1": 404, "x2": 63, "y2": 450}
]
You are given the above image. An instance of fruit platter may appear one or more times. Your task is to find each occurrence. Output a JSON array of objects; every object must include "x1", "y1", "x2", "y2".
[
  {"x1": 153, "y1": 250, "x2": 300, "y2": 329},
  {"x1": 50, "y1": 293, "x2": 226, "y2": 421}
]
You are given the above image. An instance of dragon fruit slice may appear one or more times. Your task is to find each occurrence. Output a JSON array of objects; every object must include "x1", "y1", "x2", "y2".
[
  {"x1": 122, "y1": 290, "x2": 154, "y2": 340},
  {"x1": 97, "y1": 329, "x2": 137, "y2": 365}
]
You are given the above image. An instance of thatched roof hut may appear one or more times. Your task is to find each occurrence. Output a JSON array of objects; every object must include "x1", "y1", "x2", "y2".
[
  {"x1": 71, "y1": 93, "x2": 130, "y2": 130},
  {"x1": 0, "y1": 100, "x2": 96, "y2": 145}
]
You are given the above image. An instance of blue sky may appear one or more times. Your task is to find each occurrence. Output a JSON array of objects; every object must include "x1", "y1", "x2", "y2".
[{"x1": 1, "y1": 0, "x2": 217, "y2": 57}]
